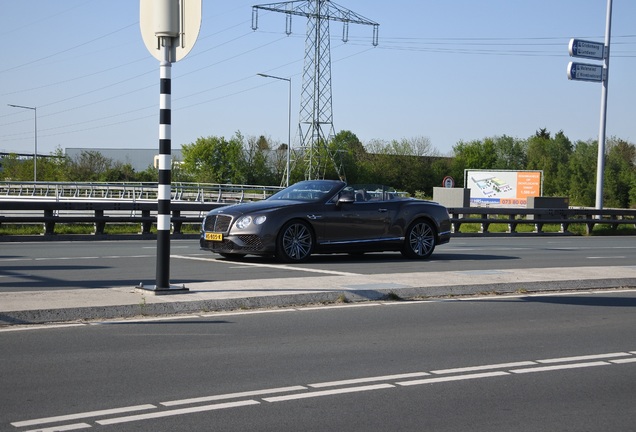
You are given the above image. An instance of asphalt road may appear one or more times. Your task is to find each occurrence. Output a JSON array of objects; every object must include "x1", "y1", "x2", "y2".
[
  {"x1": 1, "y1": 289, "x2": 635, "y2": 431},
  {"x1": 1, "y1": 236, "x2": 635, "y2": 292}
]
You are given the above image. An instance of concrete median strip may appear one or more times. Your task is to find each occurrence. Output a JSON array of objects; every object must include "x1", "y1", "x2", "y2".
[{"x1": 1, "y1": 265, "x2": 635, "y2": 326}]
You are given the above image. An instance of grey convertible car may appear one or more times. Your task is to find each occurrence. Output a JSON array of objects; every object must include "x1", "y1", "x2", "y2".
[{"x1": 200, "y1": 180, "x2": 451, "y2": 263}]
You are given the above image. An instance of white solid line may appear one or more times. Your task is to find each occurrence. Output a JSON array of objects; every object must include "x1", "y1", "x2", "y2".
[
  {"x1": 309, "y1": 372, "x2": 430, "y2": 388},
  {"x1": 301, "y1": 303, "x2": 381, "y2": 311},
  {"x1": 198, "y1": 309, "x2": 297, "y2": 318},
  {"x1": 0, "y1": 323, "x2": 86, "y2": 333},
  {"x1": 23, "y1": 423, "x2": 91, "y2": 432},
  {"x1": 161, "y1": 386, "x2": 307, "y2": 407},
  {"x1": 510, "y1": 361, "x2": 609, "y2": 374},
  {"x1": 431, "y1": 361, "x2": 537, "y2": 375},
  {"x1": 397, "y1": 371, "x2": 509, "y2": 386},
  {"x1": 11, "y1": 404, "x2": 157, "y2": 428},
  {"x1": 610, "y1": 358, "x2": 636, "y2": 365},
  {"x1": 97, "y1": 400, "x2": 259, "y2": 425},
  {"x1": 93, "y1": 315, "x2": 201, "y2": 325},
  {"x1": 172, "y1": 255, "x2": 361, "y2": 276},
  {"x1": 536, "y1": 352, "x2": 631, "y2": 364},
  {"x1": 263, "y1": 384, "x2": 394, "y2": 402}
]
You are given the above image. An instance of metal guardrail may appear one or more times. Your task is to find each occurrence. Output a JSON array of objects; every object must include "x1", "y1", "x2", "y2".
[
  {"x1": 0, "y1": 200, "x2": 634, "y2": 240},
  {"x1": 0, "y1": 181, "x2": 283, "y2": 203},
  {"x1": 446, "y1": 207, "x2": 636, "y2": 235}
]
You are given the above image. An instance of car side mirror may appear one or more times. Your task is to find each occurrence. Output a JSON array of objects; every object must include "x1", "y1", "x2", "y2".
[{"x1": 337, "y1": 191, "x2": 355, "y2": 206}]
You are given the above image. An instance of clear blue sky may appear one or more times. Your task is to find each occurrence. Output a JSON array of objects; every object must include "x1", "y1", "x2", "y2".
[{"x1": 1, "y1": 0, "x2": 634, "y2": 158}]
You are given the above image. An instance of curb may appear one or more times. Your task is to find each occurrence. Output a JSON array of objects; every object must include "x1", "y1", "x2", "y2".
[{"x1": 2, "y1": 278, "x2": 633, "y2": 326}]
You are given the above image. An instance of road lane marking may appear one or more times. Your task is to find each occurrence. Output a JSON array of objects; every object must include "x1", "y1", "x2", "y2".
[
  {"x1": 96, "y1": 400, "x2": 260, "y2": 426},
  {"x1": 397, "y1": 371, "x2": 510, "y2": 386},
  {"x1": 610, "y1": 358, "x2": 636, "y2": 364},
  {"x1": 536, "y1": 352, "x2": 630, "y2": 364},
  {"x1": 11, "y1": 350, "x2": 635, "y2": 430},
  {"x1": 161, "y1": 386, "x2": 307, "y2": 407},
  {"x1": 431, "y1": 361, "x2": 537, "y2": 375},
  {"x1": 172, "y1": 255, "x2": 361, "y2": 276},
  {"x1": 23, "y1": 423, "x2": 91, "y2": 432},
  {"x1": 11, "y1": 404, "x2": 157, "y2": 428},
  {"x1": 510, "y1": 361, "x2": 610, "y2": 374},
  {"x1": 263, "y1": 384, "x2": 394, "y2": 402},
  {"x1": 309, "y1": 372, "x2": 430, "y2": 388}
]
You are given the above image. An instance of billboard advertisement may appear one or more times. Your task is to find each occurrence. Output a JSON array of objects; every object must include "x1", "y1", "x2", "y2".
[{"x1": 464, "y1": 170, "x2": 543, "y2": 207}]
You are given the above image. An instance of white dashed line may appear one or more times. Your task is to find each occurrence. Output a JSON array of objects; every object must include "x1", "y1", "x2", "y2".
[{"x1": 11, "y1": 350, "x2": 636, "y2": 430}]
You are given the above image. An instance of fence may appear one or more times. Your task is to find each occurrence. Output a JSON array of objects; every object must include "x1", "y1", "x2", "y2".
[{"x1": 0, "y1": 182, "x2": 635, "y2": 239}]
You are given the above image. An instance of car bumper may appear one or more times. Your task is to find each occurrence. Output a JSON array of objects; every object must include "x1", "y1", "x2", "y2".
[{"x1": 199, "y1": 233, "x2": 271, "y2": 255}]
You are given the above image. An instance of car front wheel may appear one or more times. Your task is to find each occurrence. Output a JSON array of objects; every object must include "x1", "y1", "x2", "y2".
[
  {"x1": 401, "y1": 219, "x2": 436, "y2": 259},
  {"x1": 276, "y1": 220, "x2": 314, "y2": 263}
]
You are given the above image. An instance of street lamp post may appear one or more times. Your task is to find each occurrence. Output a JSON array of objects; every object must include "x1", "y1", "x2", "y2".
[
  {"x1": 257, "y1": 73, "x2": 291, "y2": 187},
  {"x1": 8, "y1": 104, "x2": 37, "y2": 182}
]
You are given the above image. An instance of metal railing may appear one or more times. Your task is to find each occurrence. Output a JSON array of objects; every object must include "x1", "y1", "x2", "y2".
[
  {"x1": 0, "y1": 202, "x2": 634, "y2": 240},
  {"x1": 0, "y1": 181, "x2": 283, "y2": 203}
]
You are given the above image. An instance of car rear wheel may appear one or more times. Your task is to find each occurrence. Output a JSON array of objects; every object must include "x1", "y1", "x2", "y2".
[
  {"x1": 401, "y1": 219, "x2": 436, "y2": 259},
  {"x1": 276, "y1": 220, "x2": 314, "y2": 263}
]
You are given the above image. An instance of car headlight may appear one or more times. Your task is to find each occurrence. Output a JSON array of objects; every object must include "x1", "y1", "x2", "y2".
[{"x1": 235, "y1": 215, "x2": 267, "y2": 229}]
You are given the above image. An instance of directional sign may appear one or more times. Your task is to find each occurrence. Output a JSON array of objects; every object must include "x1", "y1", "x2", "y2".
[
  {"x1": 568, "y1": 38, "x2": 605, "y2": 60},
  {"x1": 567, "y1": 62, "x2": 604, "y2": 83}
]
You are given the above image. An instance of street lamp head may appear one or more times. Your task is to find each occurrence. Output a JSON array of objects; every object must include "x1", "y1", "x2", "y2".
[{"x1": 8, "y1": 103, "x2": 36, "y2": 110}]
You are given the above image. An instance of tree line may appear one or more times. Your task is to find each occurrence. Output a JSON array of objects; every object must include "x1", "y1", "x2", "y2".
[{"x1": 1, "y1": 128, "x2": 635, "y2": 208}]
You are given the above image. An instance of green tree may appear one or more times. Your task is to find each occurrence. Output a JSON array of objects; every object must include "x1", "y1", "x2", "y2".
[
  {"x1": 67, "y1": 150, "x2": 113, "y2": 181},
  {"x1": 181, "y1": 133, "x2": 247, "y2": 183},
  {"x1": 329, "y1": 130, "x2": 366, "y2": 183},
  {"x1": 604, "y1": 137, "x2": 636, "y2": 208},
  {"x1": 492, "y1": 135, "x2": 527, "y2": 169},
  {"x1": 527, "y1": 130, "x2": 572, "y2": 196},
  {"x1": 244, "y1": 135, "x2": 276, "y2": 185},
  {"x1": 568, "y1": 140, "x2": 597, "y2": 206}
]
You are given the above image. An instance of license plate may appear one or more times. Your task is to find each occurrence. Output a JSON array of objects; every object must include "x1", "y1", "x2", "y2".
[{"x1": 205, "y1": 232, "x2": 223, "y2": 241}]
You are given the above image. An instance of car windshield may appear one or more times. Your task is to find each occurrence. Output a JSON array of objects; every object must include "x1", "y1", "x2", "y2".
[{"x1": 268, "y1": 181, "x2": 344, "y2": 202}]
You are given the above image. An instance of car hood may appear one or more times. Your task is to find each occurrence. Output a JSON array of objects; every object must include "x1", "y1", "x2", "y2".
[{"x1": 207, "y1": 199, "x2": 310, "y2": 216}]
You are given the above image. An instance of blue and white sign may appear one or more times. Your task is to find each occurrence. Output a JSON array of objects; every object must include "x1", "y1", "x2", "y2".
[
  {"x1": 567, "y1": 62, "x2": 604, "y2": 83},
  {"x1": 568, "y1": 38, "x2": 605, "y2": 60}
]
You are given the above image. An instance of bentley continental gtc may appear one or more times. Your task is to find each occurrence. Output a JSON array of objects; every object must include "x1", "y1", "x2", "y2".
[{"x1": 200, "y1": 180, "x2": 451, "y2": 263}]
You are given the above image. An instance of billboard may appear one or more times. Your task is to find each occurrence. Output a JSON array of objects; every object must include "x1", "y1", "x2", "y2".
[{"x1": 464, "y1": 170, "x2": 543, "y2": 207}]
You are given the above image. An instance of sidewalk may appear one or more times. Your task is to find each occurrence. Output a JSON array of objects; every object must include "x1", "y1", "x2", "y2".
[{"x1": 2, "y1": 265, "x2": 635, "y2": 325}]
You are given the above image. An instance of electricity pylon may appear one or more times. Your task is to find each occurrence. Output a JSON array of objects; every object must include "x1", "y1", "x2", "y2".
[{"x1": 252, "y1": 1, "x2": 379, "y2": 180}]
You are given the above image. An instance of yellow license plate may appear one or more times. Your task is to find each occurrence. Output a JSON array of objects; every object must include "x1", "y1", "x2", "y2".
[{"x1": 205, "y1": 232, "x2": 223, "y2": 241}]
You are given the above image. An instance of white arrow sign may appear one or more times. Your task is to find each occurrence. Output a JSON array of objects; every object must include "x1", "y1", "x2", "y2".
[
  {"x1": 567, "y1": 62, "x2": 605, "y2": 83},
  {"x1": 568, "y1": 38, "x2": 605, "y2": 60}
]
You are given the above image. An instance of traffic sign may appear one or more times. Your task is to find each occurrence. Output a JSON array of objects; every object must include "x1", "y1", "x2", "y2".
[
  {"x1": 568, "y1": 38, "x2": 605, "y2": 60},
  {"x1": 567, "y1": 62, "x2": 605, "y2": 83},
  {"x1": 140, "y1": 0, "x2": 202, "y2": 62}
]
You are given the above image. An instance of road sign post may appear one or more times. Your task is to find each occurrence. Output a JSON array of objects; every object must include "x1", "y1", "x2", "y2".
[
  {"x1": 566, "y1": 0, "x2": 612, "y2": 211},
  {"x1": 139, "y1": 0, "x2": 201, "y2": 293}
]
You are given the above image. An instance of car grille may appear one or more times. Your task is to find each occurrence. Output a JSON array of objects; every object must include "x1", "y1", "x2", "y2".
[
  {"x1": 204, "y1": 214, "x2": 232, "y2": 232},
  {"x1": 236, "y1": 235, "x2": 263, "y2": 250},
  {"x1": 209, "y1": 235, "x2": 263, "y2": 253}
]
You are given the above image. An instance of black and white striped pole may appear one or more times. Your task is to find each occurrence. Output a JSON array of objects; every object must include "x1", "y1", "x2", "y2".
[
  {"x1": 155, "y1": 40, "x2": 174, "y2": 291},
  {"x1": 140, "y1": 0, "x2": 201, "y2": 292}
]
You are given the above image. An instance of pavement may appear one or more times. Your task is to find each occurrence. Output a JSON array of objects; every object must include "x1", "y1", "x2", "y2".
[{"x1": 2, "y1": 265, "x2": 636, "y2": 326}]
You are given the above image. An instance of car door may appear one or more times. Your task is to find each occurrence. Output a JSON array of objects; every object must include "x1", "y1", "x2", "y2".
[{"x1": 319, "y1": 199, "x2": 392, "y2": 245}]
